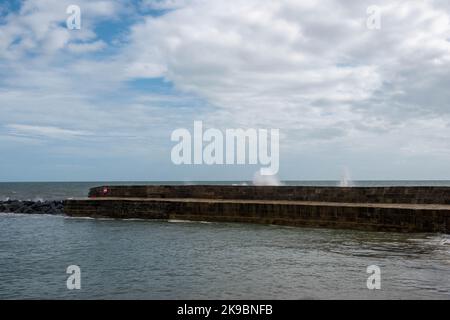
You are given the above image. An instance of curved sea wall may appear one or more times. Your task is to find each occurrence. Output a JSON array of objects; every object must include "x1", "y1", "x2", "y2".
[
  {"x1": 88, "y1": 185, "x2": 450, "y2": 204},
  {"x1": 64, "y1": 185, "x2": 450, "y2": 233}
]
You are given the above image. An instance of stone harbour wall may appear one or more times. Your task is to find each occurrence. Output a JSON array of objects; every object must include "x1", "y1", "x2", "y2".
[
  {"x1": 89, "y1": 185, "x2": 450, "y2": 205},
  {"x1": 64, "y1": 184, "x2": 450, "y2": 233}
]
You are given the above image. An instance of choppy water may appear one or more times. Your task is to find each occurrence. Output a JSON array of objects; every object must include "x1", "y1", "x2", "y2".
[
  {"x1": 0, "y1": 182, "x2": 449, "y2": 299},
  {"x1": 0, "y1": 213, "x2": 449, "y2": 299}
]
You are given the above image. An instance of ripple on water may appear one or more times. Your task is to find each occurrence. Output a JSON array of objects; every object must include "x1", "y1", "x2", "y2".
[{"x1": 0, "y1": 214, "x2": 449, "y2": 299}]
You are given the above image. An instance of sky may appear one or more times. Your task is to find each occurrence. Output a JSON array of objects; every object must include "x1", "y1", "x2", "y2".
[{"x1": 1, "y1": 0, "x2": 450, "y2": 182}]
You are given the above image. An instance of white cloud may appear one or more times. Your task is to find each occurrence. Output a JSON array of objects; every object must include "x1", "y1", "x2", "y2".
[
  {"x1": 140, "y1": 0, "x2": 195, "y2": 10},
  {"x1": 2, "y1": 0, "x2": 450, "y2": 180},
  {"x1": 5, "y1": 124, "x2": 91, "y2": 139},
  {"x1": 121, "y1": 0, "x2": 450, "y2": 163},
  {"x1": 127, "y1": 2, "x2": 447, "y2": 113},
  {"x1": 0, "y1": 0, "x2": 123, "y2": 59},
  {"x1": 67, "y1": 40, "x2": 107, "y2": 53}
]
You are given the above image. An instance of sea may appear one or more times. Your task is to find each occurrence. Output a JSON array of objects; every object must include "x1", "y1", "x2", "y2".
[{"x1": 0, "y1": 181, "x2": 449, "y2": 299}]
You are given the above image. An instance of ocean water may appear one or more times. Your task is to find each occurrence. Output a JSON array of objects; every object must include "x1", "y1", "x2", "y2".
[
  {"x1": 0, "y1": 214, "x2": 449, "y2": 299},
  {"x1": 0, "y1": 182, "x2": 449, "y2": 299}
]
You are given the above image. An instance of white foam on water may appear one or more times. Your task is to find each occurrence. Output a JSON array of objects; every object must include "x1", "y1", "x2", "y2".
[
  {"x1": 0, "y1": 212, "x2": 64, "y2": 219},
  {"x1": 0, "y1": 212, "x2": 20, "y2": 217},
  {"x1": 169, "y1": 219, "x2": 214, "y2": 224},
  {"x1": 167, "y1": 219, "x2": 214, "y2": 225},
  {"x1": 64, "y1": 216, "x2": 96, "y2": 220},
  {"x1": 168, "y1": 219, "x2": 195, "y2": 223}
]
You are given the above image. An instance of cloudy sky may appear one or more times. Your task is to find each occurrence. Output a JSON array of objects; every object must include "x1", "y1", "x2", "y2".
[{"x1": 1, "y1": 0, "x2": 450, "y2": 182}]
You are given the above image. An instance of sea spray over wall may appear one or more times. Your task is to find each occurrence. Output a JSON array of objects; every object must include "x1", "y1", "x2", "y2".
[
  {"x1": 339, "y1": 167, "x2": 353, "y2": 187},
  {"x1": 253, "y1": 172, "x2": 282, "y2": 186}
]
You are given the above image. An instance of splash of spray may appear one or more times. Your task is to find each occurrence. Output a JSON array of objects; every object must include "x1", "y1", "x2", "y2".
[
  {"x1": 253, "y1": 171, "x2": 282, "y2": 186},
  {"x1": 339, "y1": 167, "x2": 353, "y2": 187}
]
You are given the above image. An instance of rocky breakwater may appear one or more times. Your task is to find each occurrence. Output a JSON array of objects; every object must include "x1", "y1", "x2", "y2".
[{"x1": 0, "y1": 199, "x2": 64, "y2": 214}]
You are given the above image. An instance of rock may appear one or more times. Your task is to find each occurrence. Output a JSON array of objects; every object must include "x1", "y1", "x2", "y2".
[{"x1": 0, "y1": 200, "x2": 65, "y2": 214}]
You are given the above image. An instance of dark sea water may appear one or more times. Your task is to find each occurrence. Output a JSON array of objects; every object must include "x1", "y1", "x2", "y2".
[
  {"x1": 0, "y1": 214, "x2": 449, "y2": 299},
  {"x1": 0, "y1": 181, "x2": 449, "y2": 299}
]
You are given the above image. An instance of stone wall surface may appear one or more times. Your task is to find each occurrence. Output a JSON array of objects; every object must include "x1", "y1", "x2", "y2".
[
  {"x1": 64, "y1": 185, "x2": 450, "y2": 233},
  {"x1": 89, "y1": 185, "x2": 450, "y2": 204}
]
